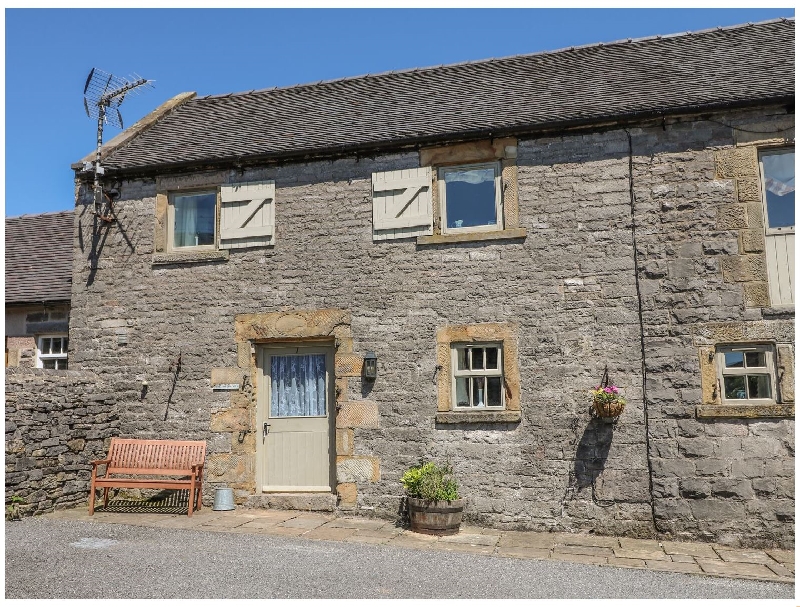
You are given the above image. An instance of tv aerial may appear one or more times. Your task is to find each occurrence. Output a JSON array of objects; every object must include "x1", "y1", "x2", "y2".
[{"x1": 82, "y1": 68, "x2": 153, "y2": 221}]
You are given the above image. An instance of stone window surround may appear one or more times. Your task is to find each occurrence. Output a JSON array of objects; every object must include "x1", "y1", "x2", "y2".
[
  {"x1": 417, "y1": 139, "x2": 527, "y2": 245},
  {"x1": 153, "y1": 171, "x2": 229, "y2": 265},
  {"x1": 714, "y1": 127, "x2": 794, "y2": 309},
  {"x1": 205, "y1": 309, "x2": 380, "y2": 509},
  {"x1": 436, "y1": 323, "x2": 521, "y2": 424},
  {"x1": 696, "y1": 325, "x2": 794, "y2": 419}
]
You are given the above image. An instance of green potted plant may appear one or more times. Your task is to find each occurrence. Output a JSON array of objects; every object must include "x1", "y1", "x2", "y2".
[
  {"x1": 590, "y1": 384, "x2": 626, "y2": 420},
  {"x1": 5, "y1": 495, "x2": 25, "y2": 521},
  {"x1": 401, "y1": 461, "x2": 464, "y2": 536}
]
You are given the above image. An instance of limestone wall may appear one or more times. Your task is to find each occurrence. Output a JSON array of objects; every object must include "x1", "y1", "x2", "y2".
[
  {"x1": 631, "y1": 110, "x2": 795, "y2": 548},
  {"x1": 64, "y1": 104, "x2": 793, "y2": 546},
  {"x1": 5, "y1": 368, "x2": 118, "y2": 514}
]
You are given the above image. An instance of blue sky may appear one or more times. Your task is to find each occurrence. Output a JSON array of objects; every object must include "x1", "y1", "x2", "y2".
[{"x1": 4, "y1": 8, "x2": 794, "y2": 217}]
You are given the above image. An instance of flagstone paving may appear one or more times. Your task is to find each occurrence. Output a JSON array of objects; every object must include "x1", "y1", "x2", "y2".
[{"x1": 44, "y1": 506, "x2": 793, "y2": 584}]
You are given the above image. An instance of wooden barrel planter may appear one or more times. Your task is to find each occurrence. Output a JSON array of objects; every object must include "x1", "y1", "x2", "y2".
[{"x1": 408, "y1": 498, "x2": 465, "y2": 536}]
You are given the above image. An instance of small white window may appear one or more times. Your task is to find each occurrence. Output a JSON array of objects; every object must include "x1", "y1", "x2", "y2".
[
  {"x1": 440, "y1": 163, "x2": 502, "y2": 234},
  {"x1": 168, "y1": 190, "x2": 217, "y2": 250},
  {"x1": 716, "y1": 344, "x2": 776, "y2": 404},
  {"x1": 37, "y1": 335, "x2": 68, "y2": 370},
  {"x1": 451, "y1": 343, "x2": 504, "y2": 409}
]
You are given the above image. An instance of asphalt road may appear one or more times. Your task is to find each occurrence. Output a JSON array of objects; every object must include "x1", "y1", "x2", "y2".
[{"x1": 5, "y1": 518, "x2": 794, "y2": 599}]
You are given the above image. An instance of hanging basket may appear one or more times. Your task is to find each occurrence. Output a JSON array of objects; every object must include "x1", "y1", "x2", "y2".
[{"x1": 593, "y1": 397, "x2": 625, "y2": 418}]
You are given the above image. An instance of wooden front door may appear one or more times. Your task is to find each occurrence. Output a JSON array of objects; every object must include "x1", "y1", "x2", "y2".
[{"x1": 257, "y1": 345, "x2": 334, "y2": 492}]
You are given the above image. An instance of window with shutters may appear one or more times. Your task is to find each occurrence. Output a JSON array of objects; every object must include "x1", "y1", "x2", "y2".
[
  {"x1": 759, "y1": 148, "x2": 794, "y2": 306},
  {"x1": 159, "y1": 179, "x2": 276, "y2": 257},
  {"x1": 371, "y1": 139, "x2": 527, "y2": 243}
]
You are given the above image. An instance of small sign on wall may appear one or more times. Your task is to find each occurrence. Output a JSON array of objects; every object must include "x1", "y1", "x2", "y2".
[
  {"x1": 210, "y1": 367, "x2": 245, "y2": 391},
  {"x1": 213, "y1": 383, "x2": 241, "y2": 391}
]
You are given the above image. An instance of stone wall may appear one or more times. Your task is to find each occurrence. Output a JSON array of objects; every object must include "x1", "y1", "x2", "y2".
[
  {"x1": 5, "y1": 368, "x2": 118, "y2": 514},
  {"x1": 631, "y1": 109, "x2": 795, "y2": 548},
  {"x1": 65, "y1": 104, "x2": 793, "y2": 546}
]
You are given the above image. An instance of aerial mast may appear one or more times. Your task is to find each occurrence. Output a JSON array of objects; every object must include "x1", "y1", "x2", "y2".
[{"x1": 82, "y1": 68, "x2": 153, "y2": 221}]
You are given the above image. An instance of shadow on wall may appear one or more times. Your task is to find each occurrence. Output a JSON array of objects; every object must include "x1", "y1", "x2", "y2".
[{"x1": 573, "y1": 418, "x2": 614, "y2": 490}]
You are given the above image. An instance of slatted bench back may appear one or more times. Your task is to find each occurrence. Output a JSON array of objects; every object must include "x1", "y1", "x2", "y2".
[{"x1": 107, "y1": 438, "x2": 206, "y2": 476}]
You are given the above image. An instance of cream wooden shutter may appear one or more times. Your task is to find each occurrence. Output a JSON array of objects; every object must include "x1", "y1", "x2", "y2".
[
  {"x1": 372, "y1": 167, "x2": 433, "y2": 241},
  {"x1": 765, "y1": 233, "x2": 794, "y2": 305},
  {"x1": 220, "y1": 180, "x2": 275, "y2": 249}
]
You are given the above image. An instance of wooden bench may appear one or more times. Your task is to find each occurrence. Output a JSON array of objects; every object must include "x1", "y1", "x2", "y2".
[{"x1": 89, "y1": 438, "x2": 206, "y2": 516}]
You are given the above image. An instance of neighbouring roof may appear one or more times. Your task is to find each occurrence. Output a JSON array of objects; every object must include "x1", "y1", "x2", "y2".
[
  {"x1": 6, "y1": 211, "x2": 73, "y2": 305},
  {"x1": 91, "y1": 18, "x2": 794, "y2": 173}
]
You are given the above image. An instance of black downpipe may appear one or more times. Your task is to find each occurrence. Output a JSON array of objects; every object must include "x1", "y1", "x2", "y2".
[{"x1": 624, "y1": 128, "x2": 658, "y2": 531}]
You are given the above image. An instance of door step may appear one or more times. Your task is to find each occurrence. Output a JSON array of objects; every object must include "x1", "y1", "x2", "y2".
[{"x1": 245, "y1": 493, "x2": 337, "y2": 512}]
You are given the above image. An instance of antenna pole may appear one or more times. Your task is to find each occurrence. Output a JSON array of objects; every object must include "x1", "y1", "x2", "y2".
[
  {"x1": 94, "y1": 104, "x2": 105, "y2": 217},
  {"x1": 82, "y1": 69, "x2": 153, "y2": 222}
]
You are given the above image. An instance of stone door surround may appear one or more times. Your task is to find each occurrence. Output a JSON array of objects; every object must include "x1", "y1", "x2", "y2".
[{"x1": 206, "y1": 309, "x2": 379, "y2": 509}]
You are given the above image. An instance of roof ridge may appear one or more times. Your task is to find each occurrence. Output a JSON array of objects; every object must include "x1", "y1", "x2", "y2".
[
  {"x1": 198, "y1": 17, "x2": 793, "y2": 101},
  {"x1": 6, "y1": 210, "x2": 73, "y2": 220}
]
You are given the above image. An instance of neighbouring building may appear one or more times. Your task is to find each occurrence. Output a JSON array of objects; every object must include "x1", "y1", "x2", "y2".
[
  {"x1": 5, "y1": 211, "x2": 73, "y2": 369},
  {"x1": 7, "y1": 19, "x2": 794, "y2": 548}
]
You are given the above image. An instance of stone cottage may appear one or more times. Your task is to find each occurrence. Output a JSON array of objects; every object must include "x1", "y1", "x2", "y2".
[
  {"x1": 6, "y1": 211, "x2": 73, "y2": 369},
  {"x1": 61, "y1": 19, "x2": 797, "y2": 547}
]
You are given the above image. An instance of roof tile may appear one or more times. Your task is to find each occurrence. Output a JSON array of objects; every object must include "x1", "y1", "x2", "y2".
[
  {"x1": 6, "y1": 211, "x2": 73, "y2": 304},
  {"x1": 101, "y1": 19, "x2": 794, "y2": 172}
]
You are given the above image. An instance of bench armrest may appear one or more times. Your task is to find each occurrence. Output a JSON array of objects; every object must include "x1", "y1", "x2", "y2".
[
  {"x1": 91, "y1": 459, "x2": 112, "y2": 468},
  {"x1": 191, "y1": 463, "x2": 204, "y2": 474}
]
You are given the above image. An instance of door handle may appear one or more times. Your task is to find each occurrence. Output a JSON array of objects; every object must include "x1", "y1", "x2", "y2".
[{"x1": 263, "y1": 422, "x2": 270, "y2": 437}]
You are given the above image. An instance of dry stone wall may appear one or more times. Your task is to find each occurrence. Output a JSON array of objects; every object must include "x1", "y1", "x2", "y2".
[{"x1": 5, "y1": 368, "x2": 118, "y2": 514}]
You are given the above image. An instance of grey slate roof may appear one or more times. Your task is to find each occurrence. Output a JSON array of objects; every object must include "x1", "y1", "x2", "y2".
[
  {"x1": 6, "y1": 211, "x2": 73, "y2": 304},
  {"x1": 100, "y1": 19, "x2": 794, "y2": 173}
]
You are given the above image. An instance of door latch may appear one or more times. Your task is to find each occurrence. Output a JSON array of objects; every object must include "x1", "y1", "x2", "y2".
[{"x1": 263, "y1": 422, "x2": 270, "y2": 437}]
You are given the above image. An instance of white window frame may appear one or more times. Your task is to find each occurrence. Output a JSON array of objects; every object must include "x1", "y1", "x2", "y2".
[
  {"x1": 716, "y1": 344, "x2": 777, "y2": 405},
  {"x1": 451, "y1": 342, "x2": 505, "y2": 410},
  {"x1": 759, "y1": 148, "x2": 795, "y2": 236},
  {"x1": 439, "y1": 162, "x2": 503, "y2": 235},
  {"x1": 37, "y1": 334, "x2": 68, "y2": 370},
  {"x1": 167, "y1": 189, "x2": 219, "y2": 252}
]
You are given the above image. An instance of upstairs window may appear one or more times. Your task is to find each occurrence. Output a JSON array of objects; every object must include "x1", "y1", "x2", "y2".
[
  {"x1": 759, "y1": 149, "x2": 794, "y2": 306},
  {"x1": 761, "y1": 149, "x2": 795, "y2": 234},
  {"x1": 169, "y1": 191, "x2": 217, "y2": 250},
  {"x1": 440, "y1": 163, "x2": 502, "y2": 234},
  {"x1": 37, "y1": 335, "x2": 68, "y2": 370},
  {"x1": 717, "y1": 344, "x2": 776, "y2": 404}
]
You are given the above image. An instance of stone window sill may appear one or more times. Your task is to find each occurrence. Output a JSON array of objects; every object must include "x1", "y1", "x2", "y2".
[
  {"x1": 417, "y1": 227, "x2": 527, "y2": 246},
  {"x1": 436, "y1": 410, "x2": 522, "y2": 424},
  {"x1": 695, "y1": 403, "x2": 794, "y2": 419},
  {"x1": 152, "y1": 250, "x2": 230, "y2": 266}
]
